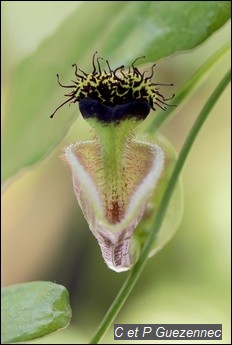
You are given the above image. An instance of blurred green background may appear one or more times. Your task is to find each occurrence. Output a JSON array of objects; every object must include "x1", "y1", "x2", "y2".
[{"x1": 2, "y1": 2, "x2": 230, "y2": 344}]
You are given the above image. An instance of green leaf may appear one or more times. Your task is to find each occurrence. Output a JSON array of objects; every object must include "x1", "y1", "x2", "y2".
[
  {"x1": 1, "y1": 281, "x2": 72, "y2": 344},
  {"x1": 2, "y1": 1, "x2": 230, "y2": 186}
]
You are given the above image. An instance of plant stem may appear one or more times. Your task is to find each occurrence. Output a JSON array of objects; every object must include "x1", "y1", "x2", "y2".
[
  {"x1": 89, "y1": 69, "x2": 231, "y2": 344},
  {"x1": 146, "y1": 41, "x2": 230, "y2": 132}
]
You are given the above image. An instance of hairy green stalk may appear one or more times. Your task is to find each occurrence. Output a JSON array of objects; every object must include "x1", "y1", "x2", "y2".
[{"x1": 92, "y1": 120, "x2": 136, "y2": 192}]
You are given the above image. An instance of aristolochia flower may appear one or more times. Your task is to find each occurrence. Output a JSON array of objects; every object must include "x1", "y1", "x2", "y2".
[{"x1": 51, "y1": 53, "x2": 182, "y2": 272}]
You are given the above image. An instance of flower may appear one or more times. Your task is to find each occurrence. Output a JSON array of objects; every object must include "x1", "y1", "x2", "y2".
[{"x1": 51, "y1": 53, "x2": 179, "y2": 272}]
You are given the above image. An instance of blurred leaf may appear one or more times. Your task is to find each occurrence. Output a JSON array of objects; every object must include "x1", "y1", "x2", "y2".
[
  {"x1": 2, "y1": 1, "x2": 230, "y2": 186},
  {"x1": 146, "y1": 41, "x2": 230, "y2": 131},
  {"x1": 1, "y1": 281, "x2": 72, "y2": 344}
]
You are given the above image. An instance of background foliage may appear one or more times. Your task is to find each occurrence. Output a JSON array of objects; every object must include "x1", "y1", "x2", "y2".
[{"x1": 2, "y1": 1, "x2": 230, "y2": 344}]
